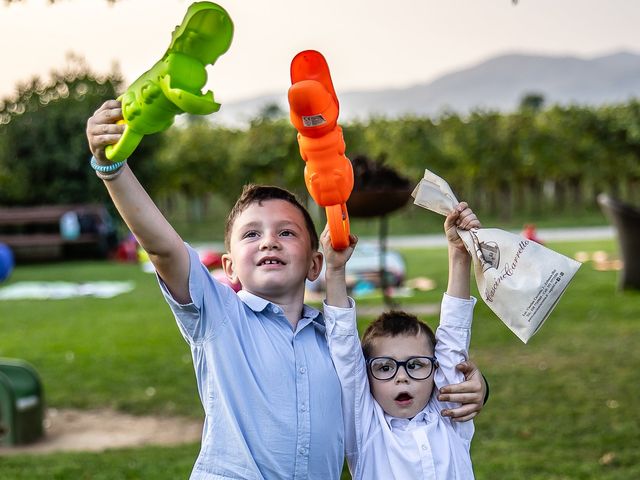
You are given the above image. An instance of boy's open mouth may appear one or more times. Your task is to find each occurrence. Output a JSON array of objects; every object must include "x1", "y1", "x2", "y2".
[
  {"x1": 257, "y1": 257, "x2": 285, "y2": 266},
  {"x1": 395, "y1": 392, "x2": 413, "y2": 403}
]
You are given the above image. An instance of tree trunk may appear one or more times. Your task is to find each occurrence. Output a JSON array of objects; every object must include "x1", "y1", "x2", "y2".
[
  {"x1": 568, "y1": 177, "x2": 583, "y2": 210},
  {"x1": 555, "y1": 181, "x2": 567, "y2": 212},
  {"x1": 498, "y1": 183, "x2": 512, "y2": 221},
  {"x1": 527, "y1": 179, "x2": 543, "y2": 216},
  {"x1": 514, "y1": 179, "x2": 526, "y2": 215},
  {"x1": 188, "y1": 197, "x2": 203, "y2": 222},
  {"x1": 626, "y1": 178, "x2": 640, "y2": 205}
]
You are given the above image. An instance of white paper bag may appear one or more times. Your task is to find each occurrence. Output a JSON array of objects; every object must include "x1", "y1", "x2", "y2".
[{"x1": 412, "y1": 169, "x2": 582, "y2": 343}]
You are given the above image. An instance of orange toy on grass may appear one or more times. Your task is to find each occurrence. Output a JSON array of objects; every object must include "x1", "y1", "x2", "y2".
[{"x1": 288, "y1": 50, "x2": 353, "y2": 250}]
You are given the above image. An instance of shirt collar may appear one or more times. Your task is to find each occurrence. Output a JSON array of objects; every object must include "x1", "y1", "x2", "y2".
[
  {"x1": 384, "y1": 405, "x2": 432, "y2": 430},
  {"x1": 237, "y1": 290, "x2": 323, "y2": 327},
  {"x1": 237, "y1": 289, "x2": 272, "y2": 312}
]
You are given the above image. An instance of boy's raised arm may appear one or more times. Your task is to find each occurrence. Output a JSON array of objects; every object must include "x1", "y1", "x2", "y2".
[
  {"x1": 444, "y1": 202, "x2": 480, "y2": 299},
  {"x1": 86, "y1": 100, "x2": 191, "y2": 304},
  {"x1": 321, "y1": 226, "x2": 357, "y2": 308},
  {"x1": 437, "y1": 202, "x2": 488, "y2": 421}
]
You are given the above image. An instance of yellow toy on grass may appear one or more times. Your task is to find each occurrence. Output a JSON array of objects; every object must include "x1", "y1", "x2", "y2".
[{"x1": 106, "y1": 2, "x2": 234, "y2": 162}]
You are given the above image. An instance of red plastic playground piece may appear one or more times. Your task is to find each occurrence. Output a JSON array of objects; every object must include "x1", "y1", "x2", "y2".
[{"x1": 288, "y1": 50, "x2": 353, "y2": 250}]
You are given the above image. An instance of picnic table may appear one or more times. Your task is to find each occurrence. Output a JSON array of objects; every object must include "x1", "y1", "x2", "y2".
[{"x1": 0, "y1": 204, "x2": 118, "y2": 262}]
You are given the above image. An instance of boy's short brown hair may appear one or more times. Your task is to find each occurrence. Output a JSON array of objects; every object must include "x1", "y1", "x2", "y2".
[
  {"x1": 224, "y1": 184, "x2": 319, "y2": 252},
  {"x1": 361, "y1": 311, "x2": 436, "y2": 359}
]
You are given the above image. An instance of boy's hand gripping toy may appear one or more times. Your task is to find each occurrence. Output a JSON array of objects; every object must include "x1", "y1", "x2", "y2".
[
  {"x1": 288, "y1": 50, "x2": 353, "y2": 250},
  {"x1": 105, "y1": 1, "x2": 234, "y2": 162}
]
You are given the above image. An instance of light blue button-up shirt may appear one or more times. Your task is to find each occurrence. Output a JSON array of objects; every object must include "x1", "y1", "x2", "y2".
[{"x1": 159, "y1": 245, "x2": 344, "y2": 480}]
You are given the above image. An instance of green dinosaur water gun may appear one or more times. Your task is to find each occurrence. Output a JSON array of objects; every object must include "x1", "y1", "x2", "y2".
[{"x1": 105, "y1": 1, "x2": 234, "y2": 162}]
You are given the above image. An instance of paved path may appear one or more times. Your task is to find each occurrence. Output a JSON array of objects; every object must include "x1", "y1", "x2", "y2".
[{"x1": 365, "y1": 226, "x2": 614, "y2": 249}]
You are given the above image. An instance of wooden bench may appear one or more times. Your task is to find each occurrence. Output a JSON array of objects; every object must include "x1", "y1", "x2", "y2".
[{"x1": 0, "y1": 204, "x2": 118, "y2": 262}]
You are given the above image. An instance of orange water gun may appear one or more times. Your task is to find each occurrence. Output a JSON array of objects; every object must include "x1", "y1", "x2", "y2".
[{"x1": 288, "y1": 50, "x2": 353, "y2": 250}]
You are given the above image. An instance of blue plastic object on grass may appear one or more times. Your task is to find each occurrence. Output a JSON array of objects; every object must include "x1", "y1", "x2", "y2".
[{"x1": 0, "y1": 243, "x2": 14, "y2": 283}]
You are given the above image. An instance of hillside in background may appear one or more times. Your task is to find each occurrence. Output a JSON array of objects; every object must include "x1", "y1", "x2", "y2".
[{"x1": 210, "y1": 50, "x2": 640, "y2": 127}]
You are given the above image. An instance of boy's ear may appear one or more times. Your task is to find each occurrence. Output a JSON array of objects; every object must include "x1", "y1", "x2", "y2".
[
  {"x1": 307, "y1": 251, "x2": 323, "y2": 282},
  {"x1": 221, "y1": 253, "x2": 238, "y2": 283}
]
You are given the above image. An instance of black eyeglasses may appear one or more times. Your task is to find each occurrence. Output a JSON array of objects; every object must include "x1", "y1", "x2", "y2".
[{"x1": 366, "y1": 356, "x2": 439, "y2": 381}]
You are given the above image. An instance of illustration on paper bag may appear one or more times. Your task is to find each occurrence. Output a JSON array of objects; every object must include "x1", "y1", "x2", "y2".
[{"x1": 470, "y1": 231, "x2": 500, "y2": 272}]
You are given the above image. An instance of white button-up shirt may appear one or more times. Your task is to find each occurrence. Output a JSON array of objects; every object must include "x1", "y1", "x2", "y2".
[{"x1": 325, "y1": 294, "x2": 476, "y2": 480}]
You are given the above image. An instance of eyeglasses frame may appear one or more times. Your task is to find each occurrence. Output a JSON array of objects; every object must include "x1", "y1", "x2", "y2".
[{"x1": 366, "y1": 355, "x2": 439, "y2": 381}]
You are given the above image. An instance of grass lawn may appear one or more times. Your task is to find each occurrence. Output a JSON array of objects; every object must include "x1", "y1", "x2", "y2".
[{"x1": 0, "y1": 238, "x2": 639, "y2": 479}]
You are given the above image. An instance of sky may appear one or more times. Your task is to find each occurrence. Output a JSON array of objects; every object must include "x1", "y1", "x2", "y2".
[{"x1": 1, "y1": 0, "x2": 640, "y2": 104}]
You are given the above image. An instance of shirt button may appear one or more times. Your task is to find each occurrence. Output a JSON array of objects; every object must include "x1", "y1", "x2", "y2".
[
  {"x1": 300, "y1": 404, "x2": 307, "y2": 412},
  {"x1": 298, "y1": 447, "x2": 307, "y2": 455},
  {"x1": 422, "y1": 444, "x2": 428, "y2": 451},
  {"x1": 299, "y1": 367, "x2": 307, "y2": 374}
]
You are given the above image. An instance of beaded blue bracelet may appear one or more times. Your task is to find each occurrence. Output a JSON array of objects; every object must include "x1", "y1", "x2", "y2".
[{"x1": 90, "y1": 156, "x2": 127, "y2": 173}]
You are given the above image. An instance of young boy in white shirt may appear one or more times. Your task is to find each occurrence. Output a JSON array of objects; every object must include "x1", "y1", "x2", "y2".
[{"x1": 323, "y1": 202, "x2": 480, "y2": 479}]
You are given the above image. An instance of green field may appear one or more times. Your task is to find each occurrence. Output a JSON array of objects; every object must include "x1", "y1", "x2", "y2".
[{"x1": 0, "y1": 238, "x2": 639, "y2": 479}]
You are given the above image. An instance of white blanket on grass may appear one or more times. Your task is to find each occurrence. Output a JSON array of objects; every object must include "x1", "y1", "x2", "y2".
[{"x1": 0, "y1": 281, "x2": 135, "y2": 300}]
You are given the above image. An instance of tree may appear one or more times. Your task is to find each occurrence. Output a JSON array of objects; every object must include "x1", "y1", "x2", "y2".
[
  {"x1": 0, "y1": 56, "x2": 124, "y2": 205},
  {"x1": 230, "y1": 115, "x2": 304, "y2": 197},
  {"x1": 154, "y1": 120, "x2": 241, "y2": 220},
  {"x1": 519, "y1": 92, "x2": 545, "y2": 113}
]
